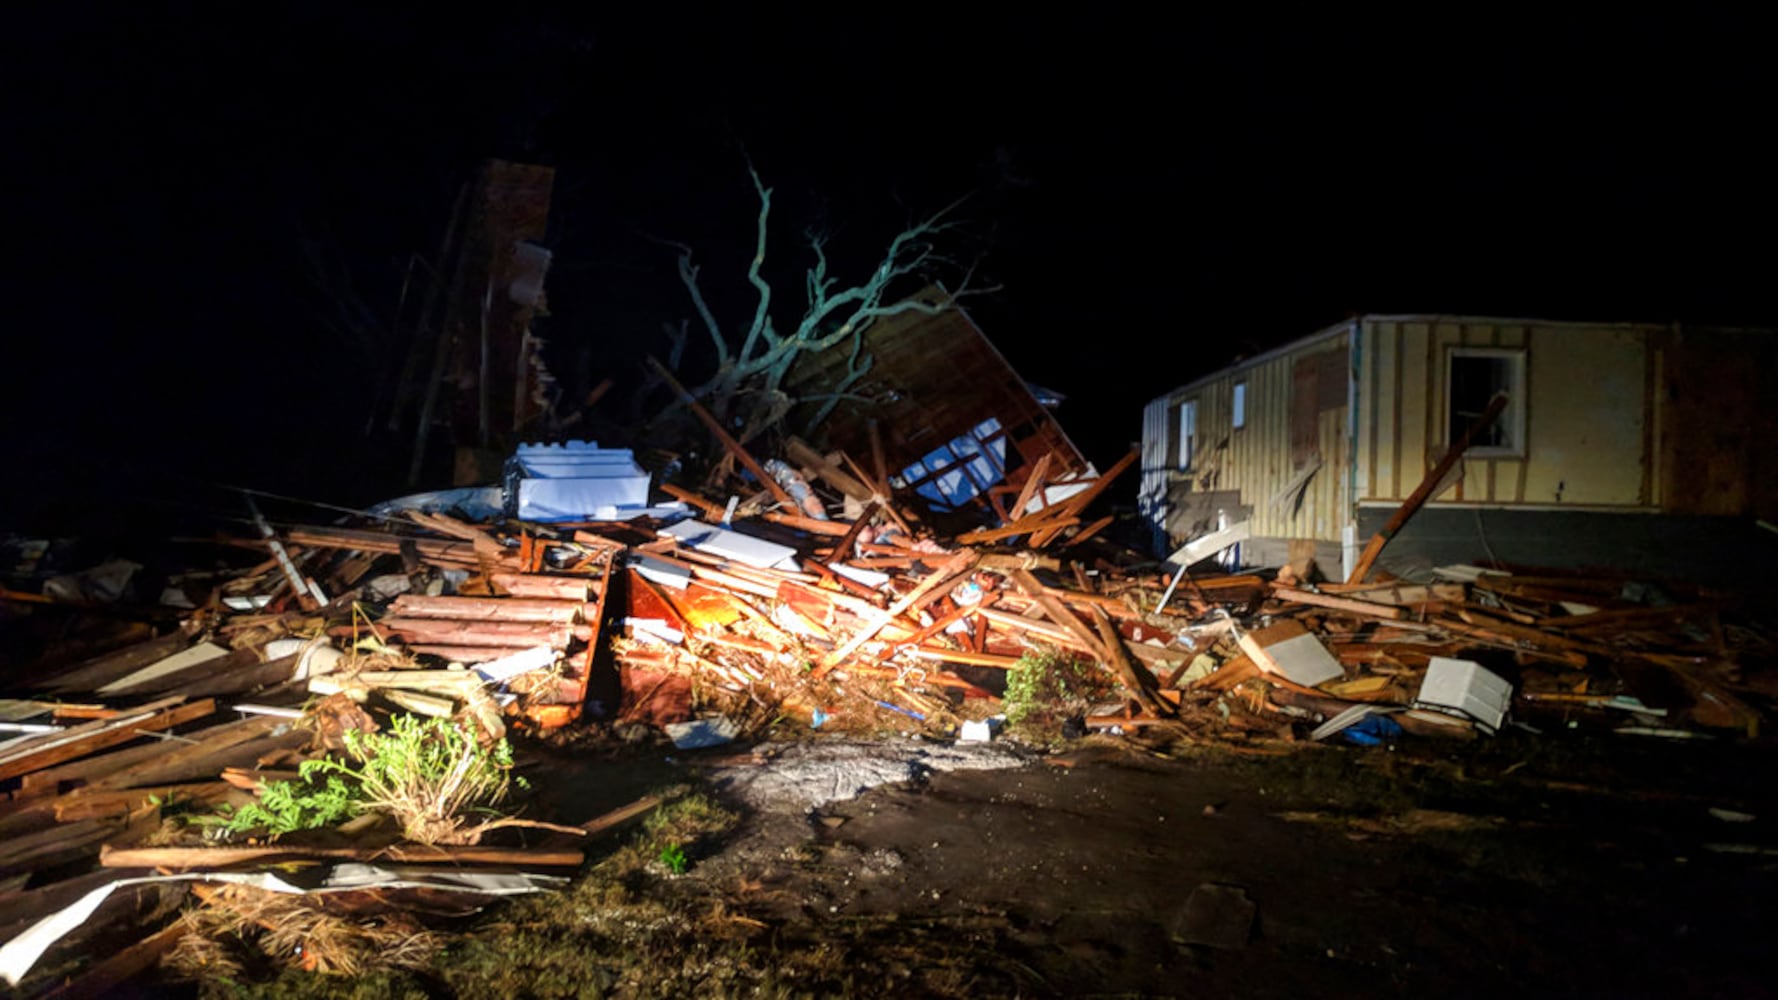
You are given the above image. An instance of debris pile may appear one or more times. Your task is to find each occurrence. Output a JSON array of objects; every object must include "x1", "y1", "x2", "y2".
[{"x1": 0, "y1": 423, "x2": 1773, "y2": 991}]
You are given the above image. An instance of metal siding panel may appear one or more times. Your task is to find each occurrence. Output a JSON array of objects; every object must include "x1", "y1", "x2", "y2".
[
  {"x1": 1521, "y1": 324, "x2": 1647, "y2": 504},
  {"x1": 1140, "y1": 395, "x2": 1171, "y2": 546},
  {"x1": 1394, "y1": 323, "x2": 1429, "y2": 502},
  {"x1": 1354, "y1": 322, "x2": 1374, "y2": 500},
  {"x1": 1373, "y1": 324, "x2": 1396, "y2": 501}
]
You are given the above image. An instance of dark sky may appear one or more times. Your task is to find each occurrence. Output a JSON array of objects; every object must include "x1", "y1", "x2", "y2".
[{"x1": 4, "y1": 6, "x2": 1773, "y2": 534}]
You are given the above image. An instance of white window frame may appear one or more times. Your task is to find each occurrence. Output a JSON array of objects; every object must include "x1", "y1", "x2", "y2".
[
  {"x1": 1231, "y1": 380, "x2": 1247, "y2": 430},
  {"x1": 1176, "y1": 399, "x2": 1197, "y2": 471},
  {"x1": 1445, "y1": 347, "x2": 1527, "y2": 458}
]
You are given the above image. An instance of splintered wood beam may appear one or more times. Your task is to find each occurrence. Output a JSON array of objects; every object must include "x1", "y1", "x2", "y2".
[
  {"x1": 1052, "y1": 448, "x2": 1138, "y2": 519},
  {"x1": 286, "y1": 526, "x2": 484, "y2": 566},
  {"x1": 1062, "y1": 514, "x2": 1115, "y2": 548},
  {"x1": 657, "y1": 482, "x2": 730, "y2": 519},
  {"x1": 646, "y1": 356, "x2": 796, "y2": 509},
  {"x1": 1028, "y1": 520, "x2": 1079, "y2": 549},
  {"x1": 1005, "y1": 454, "x2": 1052, "y2": 526},
  {"x1": 823, "y1": 502, "x2": 879, "y2": 568},
  {"x1": 1007, "y1": 569, "x2": 1107, "y2": 656},
  {"x1": 975, "y1": 606, "x2": 1099, "y2": 653},
  {"x1": 785, "y1": 437, "x2": 875, "y2": 501},
  {"x1": 1091, "y1": 605, "x2": 1169, "y2": 717},
  {"x1": 1347, "y1": 390, "x2": 1509, "y2": 583},
  {"x1": 816, "y1": 549, "x2": 980, "y2": 676},
  {"x1": 762, "y1": 511, "x2": 853, "y2": 536},
  {"x1": 956, "y1": 508, "x2": 1077, "y2": 544}
]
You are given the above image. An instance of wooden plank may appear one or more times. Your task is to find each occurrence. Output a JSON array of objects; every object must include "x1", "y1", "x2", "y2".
[
  {"x1": 36, "y1": 630, "x2": 193, "y2": 694},
  {"x1": 816, "y1": 549, "x2": 980, "y2": 675},
  {"x1": 785, "y1": 437, "x2": 876, "y2": 501},
  {"x1": 375, "y1": 617, "x2": 577, "y2": 647},
  {"x1": 285, "y1": 526, "x2": 489, "y2": 568},
  {"x1": 1318, "y1": 582, "x2": 1468, "y2": 605},
  {"x1": 1062, "y1": 514, "x2": 1115, "y2": 548},
  {"x1": 1269, "y1": 585, "x2": 1406, "y2": 620},
  {"x1": 1005, "y1": 454, "x2": 1052, "y2": 525},
  {"x1": 656, "y1": 482, "x2": 729, "y2": 519},
  {"x1": 14, "y1": 738, "x2": 169, "y2": 799},
  {"x1": 390, "y1": 594, "x2": 586, "y2": 623},
  {"x1": 761, "y1": 511, "x2": 853, "y2": 536},
  {"x1": 0, "y1": 815, "x2": 144, "y2": 878},
  {"x1": 975, "y1": 606, "x2": 1099, "y2": 653},
  {"x1": 56, "y1": 781, "x2": 239, "y2": 822},
  {"x1": 0, "y1": 700, "x2": 217, "y2": 783},
  {"x1": 489, "y1": 573, "x2": 593, "y2": 600},
  {"x1": 1007, "y1": 569, "x2": 1105, "y2": 656},
  {"x1": 645, "y1": 356, "x2": 796, "y2": 509},
  {"x1": 162, "y1": 653, "x2": 299, "y2": 698},
  {"x1": 822, "y1": 502, "x2": 879, "y2": 568},
  {"x1": 100, "y1": 843, "x2": 586, "y2": 868},
  {"x1": 1028, "y1": 519, "x2": 1083, "y2": 549},
  {"x1": 85, "y1": 721, "x2": 300, "y2": 792},
  {"x1": 904, "y1": 647, "x2": 1023, "y2": 669},
  {"x1": 577, "y1": 795, "x2": 663, "y2": 837},
  {"x1": 98, "y1": 643, "x2": 252, "y2": 697}
]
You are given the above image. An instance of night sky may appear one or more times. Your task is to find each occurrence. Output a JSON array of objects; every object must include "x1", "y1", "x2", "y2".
[{"x1": 5, "y1": 7, "x2": 1773, "y2": 537}]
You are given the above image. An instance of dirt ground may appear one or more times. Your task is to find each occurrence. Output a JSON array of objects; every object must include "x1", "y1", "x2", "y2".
[
  {"x1": 522, "y1": 730, "x2": 1778, "y2": 999},
  {"x1": 139, "y1": 730, "x2": 1778, "y2": 999}
]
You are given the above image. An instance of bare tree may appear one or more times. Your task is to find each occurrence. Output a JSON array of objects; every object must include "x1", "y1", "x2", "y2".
[{"x1": 650, "y1": 166, "x2": 984, "y2": 446}]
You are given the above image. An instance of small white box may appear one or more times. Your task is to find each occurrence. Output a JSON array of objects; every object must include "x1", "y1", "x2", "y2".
[{"x1": 1415, "y1": 657, "x2": 1513, "y2": 734}]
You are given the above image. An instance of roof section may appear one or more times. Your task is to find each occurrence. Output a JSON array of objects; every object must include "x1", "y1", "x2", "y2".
[
  {"x1": 1147, "y1": 313, "x2": 1770, "y2": 406},
  {"x1": 1152, "y1": 317, "x2": 1354, "y2": 402},
  {"x1": 783, "y1": 284, "x2": 1088, "y2": 482}
]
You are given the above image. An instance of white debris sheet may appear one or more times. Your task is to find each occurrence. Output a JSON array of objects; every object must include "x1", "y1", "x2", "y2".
[{"x1": 711, "y1": 740, "x2": 1027, "y2": 813}]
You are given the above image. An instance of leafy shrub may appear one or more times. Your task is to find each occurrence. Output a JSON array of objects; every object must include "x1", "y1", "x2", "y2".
[
  {"x1": 1003, "y1": 650, "x2": 1117, "y2": 732},
  {"x1": 212, "y1": 715, "x2": 527, "y2": 845}
]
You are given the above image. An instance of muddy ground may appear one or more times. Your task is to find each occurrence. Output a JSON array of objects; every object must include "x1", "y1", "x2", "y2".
[
  {"x1": 150, "y1": 729, "x2": 1778, "y2": 999},
  {"x1": 538, "y1": 731, "x2": 1778, "y2": 998}
]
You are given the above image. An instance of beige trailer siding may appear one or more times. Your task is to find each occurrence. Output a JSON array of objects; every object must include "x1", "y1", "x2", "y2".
[
  {"x1": 1153, "y1": 328, "x2": 1351, "y2": 545},
  {"x1": 1354, "y1": 317, "x2": 1658, "y2": 508}
]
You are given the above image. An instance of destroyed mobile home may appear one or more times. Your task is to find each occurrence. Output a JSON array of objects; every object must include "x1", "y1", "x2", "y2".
[{"x1": 2, "y1": 407, "x2": 1774, "y2": 990}]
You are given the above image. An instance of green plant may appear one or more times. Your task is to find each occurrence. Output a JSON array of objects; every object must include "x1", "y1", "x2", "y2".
[
  {"x1": 1003, "y1": 651, "x2": 1116, "y2": 730},
  {"x1": 657, "y1": 842, "x2": 688, "y2": 874},
  {"x1": 208, "y1": 716, "x2": 530, "y2": 845},
  {"x1": 307, "y1": 715, "x2": 527, "y2": 845},
  {"x1": 209, "y1": 768, "x2": 365, "y2": 837}
]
